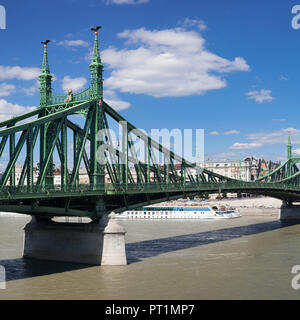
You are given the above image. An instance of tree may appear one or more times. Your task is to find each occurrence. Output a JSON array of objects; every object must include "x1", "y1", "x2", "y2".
[
  {"x1": 36, "y1": 162, "x2": 55, "y2": 173},
  {"x1": 202, "y1": 193, "x2": 209, "y2": 200}
]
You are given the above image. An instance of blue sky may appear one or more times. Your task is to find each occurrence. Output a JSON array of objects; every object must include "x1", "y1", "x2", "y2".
[{"x1": 0, "y1": 0, "x2": 300, "y2": 162}]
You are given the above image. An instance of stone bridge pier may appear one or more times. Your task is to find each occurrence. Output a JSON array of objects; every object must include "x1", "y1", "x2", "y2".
[
  {"x1": 279, "y1": 201, "x2": 300, "y2": 221},
  {"x1": 23, "y1": 212, "x2": 127, "y2": 265}
]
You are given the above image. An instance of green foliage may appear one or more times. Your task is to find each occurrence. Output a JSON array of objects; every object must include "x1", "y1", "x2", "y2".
[{"x1": 201, "y1": 193, "x2": 209, "y2": 200}]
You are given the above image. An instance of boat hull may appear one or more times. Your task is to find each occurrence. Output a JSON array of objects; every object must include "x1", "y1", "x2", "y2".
[{"x1": 116, "y1": 208, "x2": 242, "y2": 220}]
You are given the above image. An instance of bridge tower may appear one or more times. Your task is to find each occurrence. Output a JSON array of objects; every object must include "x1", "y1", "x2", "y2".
[
  {"x1": 39, "y1": 41, "x2": 52, "y2": 107},
  {"x1": 287, "y1": 132, "x2": 293, "y2": 178},
  {"x1": 88, "y1": 27, "x2": 106, "y2": 218},
  {"x1": 287, "y1": 131, "x2": 292, "y2": 160},
  {"x1": 89, "y1": 27, "x2": 105, "y2": 188},
  {"x1": 39, "y1": 41, "x2": 55, "y2": 186},
  {"x1": 89, "y1": 27, "x2": 104, "y2": 100}
]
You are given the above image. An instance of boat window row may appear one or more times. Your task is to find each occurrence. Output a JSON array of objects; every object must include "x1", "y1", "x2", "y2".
[{"x1": 133, "y1": 207, "x2": 211, "y2": 212}]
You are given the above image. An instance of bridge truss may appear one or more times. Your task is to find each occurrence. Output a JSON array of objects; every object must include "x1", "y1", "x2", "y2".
[{"x1": 0, "y1": 28, "x2": 300, "y2": 220}]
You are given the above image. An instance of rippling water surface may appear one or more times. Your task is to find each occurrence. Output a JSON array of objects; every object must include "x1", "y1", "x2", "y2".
[{"x1": 0, "y1": 213, "x2": 300, "y2": 299}]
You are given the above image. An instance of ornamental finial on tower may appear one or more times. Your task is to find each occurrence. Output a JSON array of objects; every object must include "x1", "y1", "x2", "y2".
[
  {"x1": 90, "y1": 26, "x2": 102, "y2": 66},
  {"x1": 91, "y1": 26, "x2": 102, "y2": 34},
  {"x1": 41, "y1": 40, "x2": 51, "y2": 74}
]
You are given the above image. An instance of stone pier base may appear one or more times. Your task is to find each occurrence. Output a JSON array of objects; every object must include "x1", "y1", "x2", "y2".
[
  {"x1": 23, "y1": 213, "x2": 127, "y2": 265},
  {"x1": 279, "y1": 202, "x2": 300, "y2": 221}
]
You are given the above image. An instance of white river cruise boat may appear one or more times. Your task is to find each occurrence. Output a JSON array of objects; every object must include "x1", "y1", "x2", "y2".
[{"x1": 116, "y1": 205, "x2": 241, "y2": 220}]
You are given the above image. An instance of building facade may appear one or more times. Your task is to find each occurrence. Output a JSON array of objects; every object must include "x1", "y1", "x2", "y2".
[{"x1": 198, "y1": 157, "x2": 280, "y2": 181}]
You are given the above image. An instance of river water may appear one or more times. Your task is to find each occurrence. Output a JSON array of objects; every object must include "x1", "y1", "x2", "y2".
[{"x1": 0, "y1": 213, "x2": 300, "y2": 300}]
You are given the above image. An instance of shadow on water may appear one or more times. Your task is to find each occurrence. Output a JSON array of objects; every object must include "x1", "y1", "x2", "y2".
[
  {"x1": 0, "y1": 258, "x2": 92, "y2": 282},
  {"x1": 1, "y1": 220, "x2": 300, "y2": 281},
  {"x1": 126, "y1": 220, "x2": 300, "y2": 264}
]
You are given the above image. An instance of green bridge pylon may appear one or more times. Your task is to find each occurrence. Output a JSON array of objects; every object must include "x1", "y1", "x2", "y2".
[{"x1": 0, "y1": 28, "x2": 300, "y2": 220}]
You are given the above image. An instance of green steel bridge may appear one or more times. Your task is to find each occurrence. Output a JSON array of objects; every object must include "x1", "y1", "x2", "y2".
[{"x1": 1, "y1": 28, "x2": 300, "y2": 222}]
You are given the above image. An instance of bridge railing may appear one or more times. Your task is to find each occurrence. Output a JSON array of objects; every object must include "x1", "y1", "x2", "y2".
[
  {"x1": 0, "y1": 180, "x2": 297, "y2": 199},
  {"x1": 0, "y1": 182, "x2": 209, "y2": 196},
  {"x1": 52, "y1": 88, "x2": 90, "y2": 104}
]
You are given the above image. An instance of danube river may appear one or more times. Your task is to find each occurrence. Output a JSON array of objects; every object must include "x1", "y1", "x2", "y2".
[{"x1": 0, "y1": 213, "x2": 300, "y2": 299}]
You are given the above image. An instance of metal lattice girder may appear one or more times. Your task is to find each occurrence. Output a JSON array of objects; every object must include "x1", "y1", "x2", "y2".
[
  {"x1": 0, "y1": 95, "x2": 238, "y2": 216},
  {"x1": 18, "y1": 127, "x2": 39, "y2": 187},
  {"x1": 256, "y1": 157, "x2": 300, "y2": 186},
  {"x1": 70, "y1": 108, "x2": 93, "y2": 186},
  {"x1": 0, "y1": 130, "x2": 27, "y2": 190},
  {"x1": 37, "y1": 119, "x2": 64, "y2": 187},
  {"x1": 5, "y1": 27, "x2": 298, "y2": 219}
]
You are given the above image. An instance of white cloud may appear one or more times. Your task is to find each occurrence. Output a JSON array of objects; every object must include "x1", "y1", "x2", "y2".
[
  {"x1": 0, "y1": 65, "x2": 40, "y2": 81},
  {"x1": 21, "y1": 86, "x2": 38, "y2": 96},
  {"x1": 293, "y1": 149, "x2": 300, "y2": 155},
  {"x1": 21, "y1": 81, "x2": 40, "y2": 96},
  {"x1": 280, "y1": 75, "x2": 288, "y2": 81},
  {"x1": 0, "y1": 99, "x2": 36, "y2": 121},
  {"x1": 246, "y1": 89, "x2": 274, "y2": 104},
  {"x1": 247, "y1": 128, "x2": 300, "y2": 145},
  {"x1": 102, "y1": 27, "x2": 250, "y2": 98},
  {"x1": 224, "y1": 130, "x2": 240, "y2": 135},
  {"x1": 105, "y1": 98, "x2": 131, "y2": 110},
  {"x1": 228, "y1": 127, "x2": 300, "y2": 152},
  {"x1": 85, "y1": 47, "x2": 94, "y2": 62},
  {"x1": 0, "y1": 83, "x2": 16, "y2": 97},
  {"x1": 206, "y1": 152, "x2": 236, "y2": 160},
  {"x1": 56, "y1": 40, "x2": 89, "y2": 47},
  {"x1": 105, "y1": 0, "x2": 149, "y2": 4},
  {"x1": 104, "y1": 89, "x2": 131, "y2": 111},
  {"x1": 229, "y1": 142, "x2": 263, "y2": 150},
  {"x1": 272, "y1": 118, "x2": 286, "y2": 122},
  {"x1": 181, "y1": 18, "x2": 208, "y2": 31},
  {"x1": 62, "y1": 76, "x2": 87, "y2": 92},
  {"x1": 209, "y1": 130, "x2": 240, "y2": 136}
]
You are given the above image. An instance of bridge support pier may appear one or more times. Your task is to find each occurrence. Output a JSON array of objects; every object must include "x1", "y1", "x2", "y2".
[
  {"x1": 279, "y1": 201, "x2": 300, "y2": 221},
  {"x1": 23, "y1": 212, "x2": 127, "y2": 265}
]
